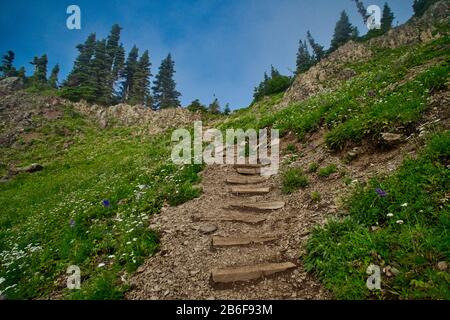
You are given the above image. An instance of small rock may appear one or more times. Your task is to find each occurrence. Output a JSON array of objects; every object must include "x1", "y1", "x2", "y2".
[
  {"x1": 199, "y1": 224, "x2": 217, "y2": 234},
  {"x1": 347, "y1": 151, "x2": 358, "y2": 161},
  {"x1": 437, "y1": 261, "x2": 447, "y2": 271},
  {"x1": 15, "y1": 163, "x2": 44, "y2": 174},
  {"x1": 383, "y1": 265, "x2": 400, "y2": 277},
  {"x1": 381, "y1": 132, "x2": 403, "y2": 145}
]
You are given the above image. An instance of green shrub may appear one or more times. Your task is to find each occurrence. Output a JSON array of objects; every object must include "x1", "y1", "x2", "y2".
[
  {"x1": 308, "y1": 162, "x2": 319, "y2": 173},
  {"x1": 282, "y1": 168, "x2": 309, "y2": 194},
  {"x1": 311, "y1": 191, "x2": 321, "y2": 202},
  {"x1": 318, "y1": 164, "x2": 337, "y2": 178},
  {"x1": 286, "y1": 144, "x2": 297, "y2": 153}
]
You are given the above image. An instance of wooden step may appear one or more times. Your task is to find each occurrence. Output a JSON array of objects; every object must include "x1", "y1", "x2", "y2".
[
  {"x1": 229, "y1": 201, "x2": 285, "y2": 211},
  {"x1": 226, "y1": 176, "x2": 267, "y2": 185},
  {"x1": 212, "y1": 235, "x2": 277, "y2": 247},
  {"x1": 230, "y1": 187, "x2": 270, "y2": 195},
  {"x1": 198, "y1": 213, "x2": 266, "y2": 224},
  {"x1": 233, "y1": 163, "x2": 267, "y2": 169},
  {"x1": 236, "y1": 167, "x2": 260, "y2": 175},
  {"x1": 211, "y1": 262, "x2": 296, "y2": 283}
]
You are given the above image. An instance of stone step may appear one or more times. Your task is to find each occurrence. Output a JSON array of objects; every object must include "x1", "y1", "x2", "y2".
[
  {"x1": 233, "y1": 163, "x2": 267, "y2": 169},
  {"x1": 230, "y1": 187, "x2": 270, "y2": 195},
  {"x1": 212, "y1": 235, "x2": 277, "y2": 247},
  {"x1": 236, "y1": 167, "x2": 260, "y2": 175},
  {"x1": 198, "y1": 213, "x2": 266, "y2": 224},
  {"x1": 229, "y1": 201, "x2": 285, "y2": 211},
  {"x1": 211, "y1": 262, "x2": 296, "y2": 283},
  {"x1": 226, "y1": 176, "x2": 267, "y2": 185}
]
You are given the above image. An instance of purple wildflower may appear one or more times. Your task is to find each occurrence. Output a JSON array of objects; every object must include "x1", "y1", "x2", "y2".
[
  {"x1": 375, "y1": 188, "x2": 387, "y2": 197},
  {"x1": 102, "y1": 199, "x2": 111, "y2": 207},
  {"x1": 69, "y1": 219, "x2": 76, "y2": 228}
]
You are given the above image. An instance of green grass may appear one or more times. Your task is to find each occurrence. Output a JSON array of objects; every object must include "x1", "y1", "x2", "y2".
[
  {"x1": 0, "y1": 107, "x2": 203, "y2": 299},
  {"x1": 282, "y1": 168, "x2": 309, "y2": 194},
  {"x1": 308, "y1": 162, "x2": 319, "y2": 173},
  {"x1": 305, "y1": 132, "x2": 450, "y2": 299},
  {"x1": 311, "y1": 191, "x2": 321, "y2": 202},
  {"x1": 318, "y1": 164, "x2": 337, "y2": 178}
]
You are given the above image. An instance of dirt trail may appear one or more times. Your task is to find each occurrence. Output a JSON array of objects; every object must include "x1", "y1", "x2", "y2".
[{"x1": 125, "y1": 124, "x2": 428, "y2": 299}]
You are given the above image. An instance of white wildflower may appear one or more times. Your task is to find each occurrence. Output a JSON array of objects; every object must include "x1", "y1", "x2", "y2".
[
  {"x1": 98, "y1": 263, "x2": 105, "y2": 268},
  {"x1": 401, "y1": 203, "x2": 408, "y2": 207},
  {"x1": 387, "y1": 213, "x2": 394, "y2": 218},
  {"x1": 396, "y1": 220, "x2": 404, "y2": 225}
]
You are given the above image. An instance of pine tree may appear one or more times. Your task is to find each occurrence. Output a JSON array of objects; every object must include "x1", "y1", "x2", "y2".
[
  {"x1": 48, "y1": 64, "x2": 60, "y2": 88},
  {"x1": 270, "y1": 65, "x2": 280, "y2": 79},
  {"x1": 352, "y1": 0, "x2": 369, "y2": 24},
  {"x1": 152, "y1": 54, "x2": 181, "y2": 109},
  {"x1": 329, "y1": 11, "x2": 356, "y2": 53},
  {"x1": 186, "y1": 99, "x2": 207, "y2": 113},
  {"x1": 30, "y1": 54, "x2": 48, "y2": 83},
  {"x1": 17, "y1": 67, "x2": 26, "y2": 80},
  {"x1": 223, "y1": 103, "x2": 231, "y2": 115},
  {"x1": 128, "y1": 50, "x2": 152, "y2": 106},
  {"x1": 381, "y1": 3, "x2": 395, "y2": 32},
  {"x1": 105, "y1": 24, "x2": 125, "y2": 97},
  {"x1": 121, "y1": 45, "x2": 139, "y2": 101},
  {"x1": 208, "y1": 97, "x2": 220, "y2": 114},
  {"x1": 0, "y1": 50, "x2": 17, "y2": 78},
  {"x1": 91, "y1": 40, "x2": 111, "y2": 104},
  {"x1": 65, "y1": 33, "x2": 96, "y2": 87},
  {"x1": 306, "y1": 31, "x2": 325, "y2": 62},
  {"x1": 296, "y1": 40, "x2": 313, "y2": 73}
]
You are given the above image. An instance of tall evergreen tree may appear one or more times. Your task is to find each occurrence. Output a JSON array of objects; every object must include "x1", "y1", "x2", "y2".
[
  {"x1": 91, "y1": 40, "x2": 111, "y2": 103},
  {"x1": 17, "y1": 67, "x2": 26, "y2": 80},
  {"x1": 121, "y1": 45, "x2": 139, "y2": 101},
  {"x1": 381, "y1": 3, "x2": 395, "y2": 32},
  {"x1": 48, "y1": 64, "x2": 60, "y2": 88},
  {"x1": 186, "y1": 99, "x2": 207, "y2": 113},
  {"x1": 329, "y1": 11, "x2": 357, "y2": 53},
  {"x1": 105, "y1": 24, "x2": 125, "y2": 97},
  {"x1": 65, "y1": 33, "x2": 96, "y2": 87},
  {"x1": 223, "y1": 103, "x2": 231, "y2": 115},
  {"x1": 128, "y1": 50, "x2": 152, "y2": 106},
  {"x1": 352, "y1": 0, "x2": 369, "y2": 24},
  {"x1": 152, "y1": 54, "x2": 181, "y2": 109},
  {"x1": 306, "y1": 31, "x2": 325, "y2": 62},
  {"x1": 296, "y1": 40, "x2": 313, "y2": 74},
  {"x1": 30, "y1": 54, "x2": 48, "y2": 83},
  {"x1": 208, "y1": 97, "x2": 220, "y2": 114},
  {"x1": 0, "y1": 50, "x2": 17, "y2": 78}
]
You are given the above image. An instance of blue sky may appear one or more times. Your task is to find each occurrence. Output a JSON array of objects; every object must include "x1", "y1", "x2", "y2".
[{"x1": 1, "y1": 0, "x2": 413, "y2": 109}]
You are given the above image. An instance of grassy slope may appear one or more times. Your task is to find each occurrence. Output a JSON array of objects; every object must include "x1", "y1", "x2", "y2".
[
  {"x1": 305, "y1": 132, "x2": 449, "y2": 299},
  {"x1": 0, "y1": 106, "x2": 202, "y2": 299}
]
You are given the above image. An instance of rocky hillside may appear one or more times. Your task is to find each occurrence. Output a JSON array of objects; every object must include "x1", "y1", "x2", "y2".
[{"x1": 280, "y1": 0, "x2": 448, "y2": 107}]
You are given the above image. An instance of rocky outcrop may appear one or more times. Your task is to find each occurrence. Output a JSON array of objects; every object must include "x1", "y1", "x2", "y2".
[
  {"x1": 279, "y1": 0, "x2": 448, "y2": 108},
  {"x1": 72, "y1": 101, "x2": 201, "y2": 134},
  {"x1": 0, "y1": 77, "x2": 24, "y2": 95}
]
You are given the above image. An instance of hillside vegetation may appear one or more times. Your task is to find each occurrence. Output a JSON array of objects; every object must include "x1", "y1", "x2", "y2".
[{"x1": 0, "y1": 0, "x2": 448, "y2": 300}]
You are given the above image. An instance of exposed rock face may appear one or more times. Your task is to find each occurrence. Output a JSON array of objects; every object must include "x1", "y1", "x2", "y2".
[
  {"x1": 0, "y1": 77, "x2": 24, "y2": 94},
  {"x1": 279, "y1": 0, "x2": 448, "y2": 108},
  {"x1": 73, "y1": 102, "x2": 201, "y2": 134}
]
